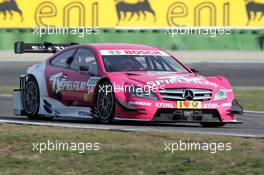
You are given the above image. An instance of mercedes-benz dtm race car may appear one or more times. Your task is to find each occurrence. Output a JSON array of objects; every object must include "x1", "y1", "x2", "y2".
[{"x1": 13, "y1": 42, "x2": 243, "y2": 127}]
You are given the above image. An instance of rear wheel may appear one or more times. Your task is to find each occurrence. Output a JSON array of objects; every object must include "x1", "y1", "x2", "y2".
[
  {"x1": 22, "y1": 76, "x2": 39, "y2": 119},
  {"x1": 96, "y1": 81, "x2": 115, "y2": 124},
  {"x1": 200, "y1": 122, "x2": 226, "y2": 127}
]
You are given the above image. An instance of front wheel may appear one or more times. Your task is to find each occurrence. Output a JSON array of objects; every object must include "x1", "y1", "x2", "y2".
[
  {"x1": 22, "y1": 76, "x2": 39, "y2": 119},
  {"x1": 200, "y1": 122, "x2": 226, "y2": 128},
  {"x1": 96, "y1": 81, "x2": 115, "y2": 124}
]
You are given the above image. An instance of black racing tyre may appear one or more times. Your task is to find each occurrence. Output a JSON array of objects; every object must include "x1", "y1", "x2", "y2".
[
  {"x1": 22, "y1": 76, "x2": 40, "y2": 119},
  {"x1": 200, "y1": 122, "x2": 226, "y2": 128},
  {"x1": 96, "y1": 81, "x2": 115, "y2": 124}
]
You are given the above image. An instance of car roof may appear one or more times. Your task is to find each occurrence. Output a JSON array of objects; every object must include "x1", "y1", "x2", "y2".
[{"x1": 80, "y1": 43, "x2": 161, "y2": 50}]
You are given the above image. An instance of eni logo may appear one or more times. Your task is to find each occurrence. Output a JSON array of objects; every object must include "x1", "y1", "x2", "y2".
[
  {"x1": 245, "y1": 0, "x2": 264, "y2": 25},
  {"x1": 0, "y1": 0, "x2": 23, "y2": 22},
  {"x1": 115, "y1": 0, "x2": 156, "y2": 25}
]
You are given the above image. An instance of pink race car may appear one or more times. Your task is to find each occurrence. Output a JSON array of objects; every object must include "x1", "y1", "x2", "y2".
[{"x1": 13, "y1": 42, "x2": 243, "y2": 127}]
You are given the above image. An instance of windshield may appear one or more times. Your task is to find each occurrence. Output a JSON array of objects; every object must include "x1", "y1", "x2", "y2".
[{"x1": 103, "y1": 55, "x2": 189, "y2": 73}]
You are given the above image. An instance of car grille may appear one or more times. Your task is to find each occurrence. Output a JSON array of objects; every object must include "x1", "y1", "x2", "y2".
[{"x1": 160, "y1": 88, "x2": 212, "y2": 101}]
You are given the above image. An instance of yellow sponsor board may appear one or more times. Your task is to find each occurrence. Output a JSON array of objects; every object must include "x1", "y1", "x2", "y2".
[
  {"x1": 176, "y1": 101, "x2": 202, "y2": 109},
  {"x1": 0, "y1": 0, "x2": 263, "y2": 28}
]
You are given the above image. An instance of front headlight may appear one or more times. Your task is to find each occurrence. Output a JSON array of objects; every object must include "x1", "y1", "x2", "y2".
[
  {"x1": 213, "y1": 88, "x2": 228, "y2": 101},
  {"x1": 129, "y1": 86, "x2": 158, "y2": 100}
]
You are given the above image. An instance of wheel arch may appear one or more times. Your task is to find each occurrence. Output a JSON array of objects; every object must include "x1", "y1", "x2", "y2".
[
  {"x1": 94, "y1": 77, "x2": 112, "y2": 102},
  {"x1": 22, "y1": 74, "x2": 40, "y2": 118},
  {"x1": 26, "y1": 62, "x2": 48, "y2": 97},
  {"x1": 94, "y1": 78, "x2": 116, "y2": 123}
]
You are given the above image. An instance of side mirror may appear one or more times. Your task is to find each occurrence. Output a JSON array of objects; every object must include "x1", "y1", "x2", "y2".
[
  {"x1": 79, "y1": 65, "x2": 90, "y2": 74},
  {"x1": 191, "y1": 68, "x2": 200, "y2": 74}
]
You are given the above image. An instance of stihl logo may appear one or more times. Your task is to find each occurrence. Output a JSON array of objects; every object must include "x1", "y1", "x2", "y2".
[{"x1": 124, "y1": 50, "x2": 162, "y2": 55}]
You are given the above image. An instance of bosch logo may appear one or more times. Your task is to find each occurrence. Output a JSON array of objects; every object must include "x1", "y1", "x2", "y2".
[{"x1": 109, "y1": 50, "x2": 122, "y2": 55}]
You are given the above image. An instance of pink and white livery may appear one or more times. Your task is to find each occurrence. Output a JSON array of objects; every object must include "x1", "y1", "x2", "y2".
[{"x1": 13, "y1": 42, "x2": 243, "y2": 127}]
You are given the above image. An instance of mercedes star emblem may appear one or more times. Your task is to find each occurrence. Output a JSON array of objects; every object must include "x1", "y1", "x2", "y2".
[{"x1": 183, "y1": 89, "x2": 194, "y2": 101}]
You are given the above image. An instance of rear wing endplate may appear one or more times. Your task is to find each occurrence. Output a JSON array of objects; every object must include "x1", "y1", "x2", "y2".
[{"x1": 14, "y1": 42, "x2": 79, "y2": 54}]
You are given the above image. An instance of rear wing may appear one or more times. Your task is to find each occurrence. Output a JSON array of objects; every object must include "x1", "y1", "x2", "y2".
[{"x1": 14, "y1": 42, "x2": 79, "y2": 54}]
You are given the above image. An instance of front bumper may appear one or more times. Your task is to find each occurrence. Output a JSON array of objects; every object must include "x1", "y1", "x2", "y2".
[
  {"x1": 115, "y1": 98, "x2": 243, "y2": 123},
  {"x1": 152, "y1": 99, "x2": 243, "y2": 123},
  {"x1": 152, "y1": 108, "x2": 242, "y2": 123}
]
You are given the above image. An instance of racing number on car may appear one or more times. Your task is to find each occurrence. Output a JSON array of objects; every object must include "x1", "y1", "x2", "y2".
[{"x1": 177, "y1": 101, "x2": 202, "y2": 109}]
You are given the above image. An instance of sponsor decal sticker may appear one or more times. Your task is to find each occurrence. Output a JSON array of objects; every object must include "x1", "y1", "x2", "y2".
[
  {"x1": 221, "y1": 102, "x2": 232, "y2": 107},
  {"x1": 203, "y1": 103, "x2": 218, "y2": 109},
  {"x1": 49, "y1": 72, "x2": 100, "y2": 92},
  {"x1": 177, "y1": 101, "x2": 202, "y2": 109},
  {"x1": 128, "y1": 101, "x2": 152, "y2": 106},
  {"x1": 1, "y1": 0, "x2": 262, "y2": 28},
  {"x1": 100, "y1": 50, "x2": 169, "y2": 56},
  {"x1": 203, "y1": 102, "x2": 232, "y2": 109},
  {"x1": 147, "y1": 75, "x2": 217, "y2": 87},
  {"x1": 78, "y1": 111, "x2": 91, "y2": 117},
  {"x1": 155, "y1": 102, "x2": 175, "y2": 108},
  {"x1": 83, "y1": 89, "x2": 93, "y2": 101}
]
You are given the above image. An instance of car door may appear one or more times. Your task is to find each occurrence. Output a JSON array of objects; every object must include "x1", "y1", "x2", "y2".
[
  {"x1": 46, "y1": 48, "x2": 77, "y2": 103},
  {"x1": 63, "y1": 48, "x2": 100, "y2": 105}
]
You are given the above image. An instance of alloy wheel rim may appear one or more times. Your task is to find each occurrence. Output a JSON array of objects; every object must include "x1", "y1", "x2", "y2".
[
  {"x1": 98, "y1": 85, "x2": 113, "y2": 120},
  {"x1": 23, "y1": 81, "x2": 38, "y2": 114}
]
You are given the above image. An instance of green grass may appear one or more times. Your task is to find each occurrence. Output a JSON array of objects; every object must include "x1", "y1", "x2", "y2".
[
  {"x1": 234, "y1": 87, "x2": 264, "y2": 111},
  {"x1": 0, "y1": 124, "x2": 263, "y2": 175},
  {"x1": 0, "y1": 87, "x2": 14, "y2": 95}
]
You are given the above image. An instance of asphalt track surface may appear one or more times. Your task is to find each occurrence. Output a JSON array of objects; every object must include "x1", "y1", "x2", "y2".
[
  {"x1": 0, "y1": 96, "x2": 263, "y2": 138},
  {"x1": 0, "y1": 62, "x2": 264, "y2": 87}
]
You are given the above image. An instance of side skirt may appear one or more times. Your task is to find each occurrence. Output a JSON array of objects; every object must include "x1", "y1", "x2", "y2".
[{"x1": 39, "y1": 97, "x2": 96, "y2": 119}]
